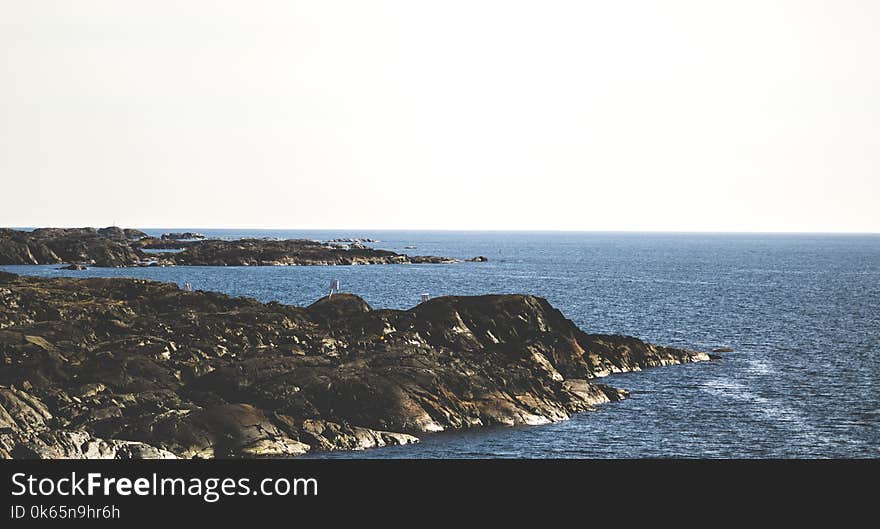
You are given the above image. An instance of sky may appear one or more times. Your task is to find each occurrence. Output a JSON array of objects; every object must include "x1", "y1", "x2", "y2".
[{"x1": 1, "y1": 1, "x2": 878, "y2": 232}]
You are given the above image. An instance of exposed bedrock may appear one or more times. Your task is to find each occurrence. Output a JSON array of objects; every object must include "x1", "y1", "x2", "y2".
[{"x1": 0, "y1": 272, "x2": 710, "y2": 458}]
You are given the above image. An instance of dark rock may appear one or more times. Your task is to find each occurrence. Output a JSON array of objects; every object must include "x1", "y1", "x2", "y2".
[
  {"x1": 407, "y1": 255, "x2": 460, "y2": 264},
  {"x1": 59, "y1": 264, "x2": 87, "y2": 270},
  {"x1": 327, "y1": 238, "x2": 379, "y2": 243},
  {"x1": 134, "y1": 238, "x2": 194, "y2": 250},
  {"x1": 0, "y1": 385, "x2": 175, "y2": 459},
  {"x1": 307, "y1": 294, "x2": 372, "y2": 321},
  {"x1": 115, "y1": 404, "x2": 309, "y2": 458},
  {"x1": 77, "y1": 227, "x2": 147, "y2": 241},
  {"x1": 466, "y1": 256, "x2": 489, "y2": 262},
  {"x1": 160, "y1": 232, "x2": 207, "y2": 241},
  {"x1": 97, "y1": 227, "x2": 148, "y2": 240},
  {"x1": 712, "y1": 347, "x2": 734, "y2": 353},
  {"x1": 279, "y1": 416, "x2": 418, "y2": 451},
  {"x1": 0, "y1": 228, "x2": 143, "y2": 267},
  {"x1": 0, "y1": 273, "x2": 710, "y2": 458},
  {"x1": 123, "y1": 229, "x2": 149, "y2": 240}
]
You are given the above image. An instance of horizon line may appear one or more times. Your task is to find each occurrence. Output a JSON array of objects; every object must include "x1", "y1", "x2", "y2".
[{"x1": 5, "y1": 225, "x2": 880, "y2": 236}]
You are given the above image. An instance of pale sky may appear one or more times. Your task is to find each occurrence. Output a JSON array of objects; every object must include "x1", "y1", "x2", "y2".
[{"x1": 2, "y1": 1, "x2": 878, "y2": 232}]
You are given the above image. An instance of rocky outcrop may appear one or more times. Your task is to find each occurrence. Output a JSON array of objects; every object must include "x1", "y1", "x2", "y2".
[
  {"x1": 96, "y1": 227, "x2": 149, "y2": 241},
  {"x1": 160, "y1": 232, "x2": 207, "y2": 240},
  {"x1": 0, "y1": 228, "x2": 145, "y2": 267},
  {"x1": 0, "y1": 272, "x2": 711, "y2": 458},
  {"x1": 133, "y1": 238, "x2": 194, "y2": 250}
]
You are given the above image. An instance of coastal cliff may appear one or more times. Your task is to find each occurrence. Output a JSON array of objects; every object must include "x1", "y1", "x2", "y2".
[{"x1": 0, "y1": 272, "x2": 710, "y2": 459}]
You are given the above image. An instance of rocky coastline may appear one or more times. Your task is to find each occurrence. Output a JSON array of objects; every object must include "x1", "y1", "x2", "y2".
[
  {"x1": 0, "y1": 227, "x2": 467, "y2": 268},
  {"x1": 0, "y1": 272, "x2": 712, "y2": 459}
]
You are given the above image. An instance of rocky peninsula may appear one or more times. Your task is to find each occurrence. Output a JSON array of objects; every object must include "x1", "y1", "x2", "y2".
[
  {"x1": 0, "y1": 272, "x2": 711, "y2": 459},
  {"x1": 159, "y1": 239, "x2": 458, "y2": 266},
  {"x1": 0, "y1": 227, "x2": 463, "y2": 267}
]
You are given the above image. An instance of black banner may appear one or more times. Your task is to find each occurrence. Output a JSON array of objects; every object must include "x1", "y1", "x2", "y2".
[{"x1": 1, "y1": 459, "x2": 874, "y2": 524}]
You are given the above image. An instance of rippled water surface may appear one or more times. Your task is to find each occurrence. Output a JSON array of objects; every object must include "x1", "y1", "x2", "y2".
[{"x1": 4, "y1": 230, "x2": 878, "y2": 458}]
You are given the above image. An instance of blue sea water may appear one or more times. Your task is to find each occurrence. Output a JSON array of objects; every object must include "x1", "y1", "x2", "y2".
[{"x1": 3, "y1": 230, "x2": 878, "y2": 458}]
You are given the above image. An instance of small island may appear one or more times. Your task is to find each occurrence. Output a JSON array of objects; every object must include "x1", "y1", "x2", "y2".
[{"x1": 0, "y1": 272, "x2": 711, "y2": 458}]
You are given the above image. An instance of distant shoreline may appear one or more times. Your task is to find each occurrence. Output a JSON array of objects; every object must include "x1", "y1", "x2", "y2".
[{"x1": 0, "y1": 227, "x2": 475, "y2": 268}]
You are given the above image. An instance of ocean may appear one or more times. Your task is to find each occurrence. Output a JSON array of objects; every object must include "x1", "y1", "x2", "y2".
[{"x1": 3, "y1": 230, "x2": 878, "y2": 458}]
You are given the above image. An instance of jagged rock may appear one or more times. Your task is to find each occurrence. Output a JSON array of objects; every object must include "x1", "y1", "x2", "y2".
[
  {"x1": 116, "y1": 404, "x2": 309, "y2": 458},
  {"x1": 6, "y1": 429, "x2": 177, "y2": 459},
  {"x1": 0, "y1": 272, "x2": 711, "y2": 458},
  {"x1": 279, "y1": 417, "x2": 419, "y2": 451},
  {"x1": 0, "y1": 386, "x2": 52, "y2": 431},
  {"x1": 466, "y1": 256, "x2": 489, "y2": 262},
  {"x1": 0, "y1": 385, "x2": 175, "y2": 459}
]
